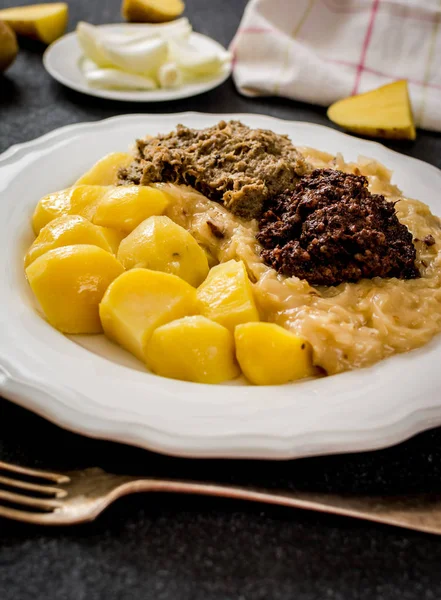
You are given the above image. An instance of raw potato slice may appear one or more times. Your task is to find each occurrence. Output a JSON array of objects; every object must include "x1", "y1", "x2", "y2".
[
  {"x1": 26, "y1": 245, "x2": 124, "y2": 334},
  {"x1": 145, "y1": 316, "x2": 240, "y2": 384},
  {"x1": 117, "y1": 215, "x2": 209, "y2": 286},
  {"x1": 0, "y1": 21, "x2": 18, "y2": 72},
  {"x1": 122, "y1": 0, "x2": 185, "y2": 23},
  {"x1": 99, "y1": 268, "x2": 199, "y2": 362},
  {"x1": 75, "y1": 152, "x2": 133, "y2": 186},
  {"x1": 197, "y1": 260, "x2": 259, "y2": 331},
  {"x1": 327, "y1": 81, "x2": 416, "y2": 140},
  {"x1": 235, "y1": 323, "x2": 314, "y2": 385},
  {"x1": 0, "y1": 3, "x2": 68, "y2": 45},
  {"x1": 25, "y1": 214, "x2": 124, "y2": 267},
  {"x1": 32, "y1": 188, "x2": 74, "y2": 235},
  {"x1": 93, "y1": 186, "x2": 170, "y2": 233}
]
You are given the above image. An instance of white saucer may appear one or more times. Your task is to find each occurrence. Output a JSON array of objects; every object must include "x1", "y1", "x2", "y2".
[{"x1": 43, "y1": 26, "x2": 232, "y2": 102}]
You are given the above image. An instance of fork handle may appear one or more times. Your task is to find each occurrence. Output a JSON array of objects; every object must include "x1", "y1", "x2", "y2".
[{"x1": 115, "y1": 479, "x2": 441, "y2": 536}]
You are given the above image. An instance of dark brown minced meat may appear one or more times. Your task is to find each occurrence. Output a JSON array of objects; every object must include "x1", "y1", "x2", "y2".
[
  {"x1": 118, "y1": 120, "x2": 310, "y2": 219},
  {"x1": 257, "y1": 169, "x2": 420, "y2": 286}
]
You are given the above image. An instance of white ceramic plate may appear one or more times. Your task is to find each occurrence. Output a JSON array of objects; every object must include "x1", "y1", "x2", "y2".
[
  {"x1": 2, "y1": 113, "x2": 441, "y2": 460},
  {"x1": 43, "y1": 26, "x2": 232, "y2": 102}
]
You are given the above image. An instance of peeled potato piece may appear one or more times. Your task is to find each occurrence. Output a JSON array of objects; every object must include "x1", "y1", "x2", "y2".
[
  {"x1": 75, "y1": 152, "x2": 133, "y2": 186},
  {"x1": 327, "y1": 80, "x2": 416, "y2": 141},
  {"x1": 26, "y1": 245, "x2": 124, "y2": 334},
  {"x1": 93, "y1": 186, "x2": 170, "y2": 233},
  {"x1": 197, "y1": 259, "x2": 259, "y2": 331},
  {"x1": 122, "y1": 0, "x2": 185, "y2": 23},
  {"x1": 25, "y1": 214, "x2": 124, "y2": 267},
  {"x1": 146, "y1": 316, "x2": 240, "y2": 384},
  {"x1": 31, "y1": 185, "x2": 111, "y2": 234},
  {"x1": 0, "y1": 3, "x2": 68, "y2": 45},
  {"x1": 117, "y1": 215, "x2": 209, "y2": 286},
  {"x1": 32, "y1": 188, "x2": 74, "y2": 235},
  {"x1": 69, "y1": 185, "x2": 110, "y2": 221},
  {"x1": 235, "y1": 322, "x2": 314, "y2": 385},
  {"x1": 0, "y1": 21, "x2": 18, "y2": 72},
  {"x1": 99, "y1": 268, "x2": 199, "y2": 362}
]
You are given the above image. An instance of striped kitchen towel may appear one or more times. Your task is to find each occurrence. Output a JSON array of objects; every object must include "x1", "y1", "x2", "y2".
[{"x1": 231, "y1": 0, "x2": 441, "y2": 132}]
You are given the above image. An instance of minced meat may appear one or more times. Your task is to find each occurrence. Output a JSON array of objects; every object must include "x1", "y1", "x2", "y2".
[
  {"x1": 257, "y1": 169, "x2": 420, "y2": 286},
  {"x1": 118, "y1": 120, "x2": 310, "y2": 219}
]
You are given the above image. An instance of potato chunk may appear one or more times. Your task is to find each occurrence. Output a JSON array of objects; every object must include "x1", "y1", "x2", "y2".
[
  {"x1": 26, "y1": 245, "x2": 124, "y2": 334},
  {"x1": 122, "y1": 0, "x2": 185, "y2": 23},
  {"x1": 31, "y1": 185, "x2": 110, "y2": 234},
  {"x1": 146, "y1": 316, "x2": 240, "y2": 384},
  {"x1": 235, "y1": 322, "x2": 314, "y2": 385},
  {"x1": 25, "y1": 215, "x2": 124, "y2": 267},
  {"x1": 99, "y1": 268, "x2": 198, "y2": 362},
  {"x1": 327, "y1": 81, "x2": 416, "y2": 141},
  {"x1": 75, "y1": 152, "x2": 133, "y2": 186},
  {"x1": 32, "y1": 188, "x2": 74, "y2": 235},
  {"x1": 197, "y1": 260, "x2": 259, "y2": 330},
  {"x1": 69, "y1": 185, "x2": 110, "y2": 221},
  {"x1": 0, "y1": 3, "x2": 68, "y2": 45},
  {"x1": 117, "y1": 215, "x2": 209, "y2": 286},
  {"x1": 93, "y1": 186, "x2": 170, "y2": 233}
]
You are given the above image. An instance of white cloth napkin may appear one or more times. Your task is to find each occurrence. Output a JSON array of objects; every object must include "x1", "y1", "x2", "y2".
[{"x1": 231, "y1": 0, "x2": 441, "y2": 132}]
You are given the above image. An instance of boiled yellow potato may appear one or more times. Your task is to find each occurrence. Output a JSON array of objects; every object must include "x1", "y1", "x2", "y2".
[
  {"x1": 117, "y1": 215, "x2": 209, "y2": 286},
  {"x1": 26, "y1": 245, "x2": 124, "y2": 334},
  {"x1": 0, "y1": 20, "x2": 18, "y2": 72},
  {"x1": 0, "y1": 3, "x2": 68, "y2": 45},
  {"x1": 145, "y1": 316, "x2": 240, "y2": 384},
  {"x1": 69, "y1": 185, "x2": 110, "y2": 221},
  {"x1": 235, "y1": 322, "x2": 314, "y2": 385},
  {"x1": 32, "y1": 188, "x2": 74, "y2": 235},
  {"x1": 122, "y1": 0, "x2": 184, "y2": 23},
  {"x1": 197, "y1": 260, "x2": 259, "y2": 330},
  {"x1": 327, "y1": 80, "x2": 416, "y2": 141},
  {"x1": 93, "y1": 186, "x2": 170, "y2": 233},
  {"x1": 31, "y1": 185, "x2": 110, "y2": 234},
  {"x1": 75, "y1": 152, "x2": 133, "y2": 186},
  {"x1": 99, "y1": 268, "x2": 198, "y2": 362},
  {"x1": 25, "y1": 214, "x2": 125, "y2": 267}
]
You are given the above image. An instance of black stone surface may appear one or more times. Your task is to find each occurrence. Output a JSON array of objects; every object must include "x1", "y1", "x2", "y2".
[{"x1": 1, "y1": 0, "x2": 441, "y2": 598}]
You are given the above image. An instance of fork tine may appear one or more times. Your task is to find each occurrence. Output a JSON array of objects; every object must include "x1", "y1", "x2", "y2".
[
  {"x1": 0, "y1": 461, "x2": 69, "y2": 484},
  {"x1": 0, "y1": 474, "x2": 67, "y2": 498},
  {"x1": 0, "y1": 504, "x2": 61, "y2": 525},
  {"x1": 0, "y1": 489, "x2": 62, "y2": 511}
]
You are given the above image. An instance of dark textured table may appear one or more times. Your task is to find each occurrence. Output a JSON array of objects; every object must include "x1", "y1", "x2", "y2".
[{"x1": 2, "y1": 1, "x2": 441, "y2": 598}]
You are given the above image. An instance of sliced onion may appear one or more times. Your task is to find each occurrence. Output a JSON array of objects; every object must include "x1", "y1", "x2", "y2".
[
  {"x1": 99, "y1": 36, "x2": 168, "y2": 75},
  {"x1": 76, "y1": 22, "x2": 112, "y2": 68},
  {"x1": 158, "y1": 62, "x2": 183, "y2": 89},
  {"x1": 168, "y1": 39, "x2": 225, "y2": 76},
  {"x1": 83, "y1": 68, "x2": 157, "y2": 91}
]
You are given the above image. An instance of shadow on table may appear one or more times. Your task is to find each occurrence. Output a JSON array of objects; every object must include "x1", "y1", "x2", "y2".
[{"x1": 0, "y1": 75, "x2": 22, "y2": 108}]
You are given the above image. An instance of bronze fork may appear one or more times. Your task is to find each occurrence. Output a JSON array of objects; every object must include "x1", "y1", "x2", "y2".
[{"x1": 0, "y1": 460, "x2": 441, "y2": 533}]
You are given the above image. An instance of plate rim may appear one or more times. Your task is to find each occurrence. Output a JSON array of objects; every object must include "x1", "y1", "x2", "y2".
[
  {"x1": 42, "y1": 30, "x2": 232, "y2": 103},
  {"x1": 2, "y1": 112, "x2": 441, "y2": 460}
]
